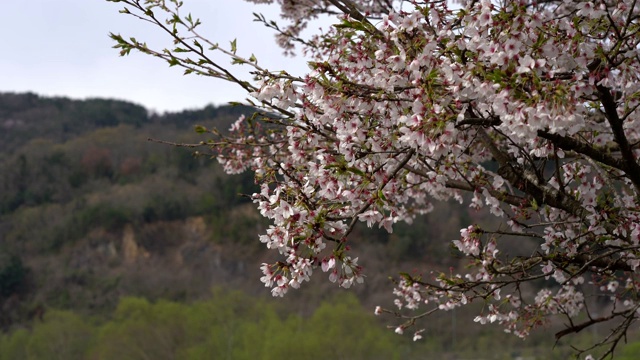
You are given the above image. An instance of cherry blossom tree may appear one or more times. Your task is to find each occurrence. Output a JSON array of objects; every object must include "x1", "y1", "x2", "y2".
[{"x1": 108, "y1": 0, "x2": 640, "y2": 357}]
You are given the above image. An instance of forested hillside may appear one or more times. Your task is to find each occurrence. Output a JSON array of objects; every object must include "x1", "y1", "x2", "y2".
[
  {"x1": 0, "y1": 92, "x2": 268, "y2": 320},
  {"x1": 0, "y1": 92, "x2": 634, "y2": 359}
]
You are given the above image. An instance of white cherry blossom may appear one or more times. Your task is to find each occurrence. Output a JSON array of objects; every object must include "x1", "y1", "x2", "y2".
[{"x1": 111, "y1": 0, "x2": 640, "y2": 357}]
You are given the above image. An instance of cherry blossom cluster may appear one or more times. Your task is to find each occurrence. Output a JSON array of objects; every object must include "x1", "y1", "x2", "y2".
[
  {"x1": 234, "y1": 1, "x2": 640, "y2": 355},
  {"x1": 111, "y1": 0, "x2": 640, "y2": 357},
  {"x1": 227, "y1": 0, "x2": 640, "y2": 353}
]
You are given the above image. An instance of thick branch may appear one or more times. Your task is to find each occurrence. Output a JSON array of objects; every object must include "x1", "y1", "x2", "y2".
[
  {"x1": 401, "y1": 164, "x2": 530, "y2": 207},
  {"x1": 597, "y1": 84, "x2": 640, "y2": 191},
  {"x1": 555, "y1": 310, "x2": 629, "y2": 340},
  {"x1": 459, "y1": 118, "x2": 626, "y2": 174},
  {"x1": 475, "y1": 128, "x2": 588, "y2": 219},
  {"x1": 455, "y1": 117, "x2": 501, "y2": 128},
  {"x1": 562, "y1": 253, "x2": 633, "y2": 273},
  {"x1": 444, "y1": 179, "x2": 528, "y2": 207},
  {"x1": 537, "y1": 130, "x2": 626, "y2": 171}
]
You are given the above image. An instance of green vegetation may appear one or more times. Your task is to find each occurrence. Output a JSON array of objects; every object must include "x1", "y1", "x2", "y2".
[
  {"x1": 0, "y1": 92, "x2": 266, "y2": 325},
  {"x1": 0, "y1": 288, "x2": 615, "y2": 360},
  {"x1": 0, "y1": 290, "x2": 399, "y2": 360},
  {"x1": 0, "y1": 255, "x2": 25, "y2": 297}
]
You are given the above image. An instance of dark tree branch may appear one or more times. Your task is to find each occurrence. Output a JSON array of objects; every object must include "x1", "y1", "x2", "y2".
[
  {"x1": 555, "y1": 313, "x2": 618, "y2": 340},
  {"x1": 537, "y1": 130, "x2": 626, "y2": 171},
  {"x1": 597, "y1": 84, "x2": 640, "y2": 192}
]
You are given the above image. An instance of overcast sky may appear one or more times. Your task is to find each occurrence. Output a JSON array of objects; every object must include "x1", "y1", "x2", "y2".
[{"x1": 1, "y1": 1, "x2": 313, "y2": 112}]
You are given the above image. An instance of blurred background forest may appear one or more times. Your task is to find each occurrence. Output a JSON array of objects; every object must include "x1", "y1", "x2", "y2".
[{"x1": 0, "y1": 92, "x2": 638, "y2": 359}]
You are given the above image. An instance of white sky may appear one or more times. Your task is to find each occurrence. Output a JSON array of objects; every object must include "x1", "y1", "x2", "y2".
[{"x1": 0, "y1": 1, "x2": 314, "y2": 113}]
